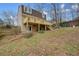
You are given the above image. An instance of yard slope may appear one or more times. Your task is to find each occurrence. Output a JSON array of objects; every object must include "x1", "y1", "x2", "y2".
[{"x1": 0, "y1": 27, "x2": 79, "y2": 56}]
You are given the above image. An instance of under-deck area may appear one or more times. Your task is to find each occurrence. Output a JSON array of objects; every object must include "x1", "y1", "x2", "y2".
[{"x1": 24, "y1": 23, "x2": 50, "y2": 32}]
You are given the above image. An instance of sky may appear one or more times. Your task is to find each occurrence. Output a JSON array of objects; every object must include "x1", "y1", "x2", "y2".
[{"x1": 0, "y1": 3, "x2": 78, "y2": 22}]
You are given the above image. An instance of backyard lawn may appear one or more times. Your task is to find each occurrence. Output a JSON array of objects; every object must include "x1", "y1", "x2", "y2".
[{"x1": 0, "y1": 27, "x2": 79, "y2": 56}]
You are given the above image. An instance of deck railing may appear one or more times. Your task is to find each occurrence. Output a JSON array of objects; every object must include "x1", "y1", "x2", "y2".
[{"x1": 22, "y1": 14, "x2": 52, "y2": 25}]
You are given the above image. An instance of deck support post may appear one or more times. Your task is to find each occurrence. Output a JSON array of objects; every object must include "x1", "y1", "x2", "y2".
[
  {"x1": 45, "y1": 25, "x2": 47, "y2": 31},
  {"x1": 38, "y1": 24, "x2": 40, "y2": 32}
]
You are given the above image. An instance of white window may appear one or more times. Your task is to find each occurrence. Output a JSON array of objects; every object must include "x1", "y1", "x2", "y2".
[{"x1": 26, "y1": 7, "x2": 32, "y2": 14}]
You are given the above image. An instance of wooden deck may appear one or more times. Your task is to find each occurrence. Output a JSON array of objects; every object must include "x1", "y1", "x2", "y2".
[{"x1": 22, "y1": 14, "x2": 52, "y2": 25}]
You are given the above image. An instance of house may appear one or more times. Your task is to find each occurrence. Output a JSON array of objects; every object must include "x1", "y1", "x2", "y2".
[
  {"x1": 65, "y1": 17, "x2": 79, "y2": 27},
  {"x1": 17, "y1": 5, "x2": 52, "y2": 32},
  {"x1": 60, "y1": 17, "x2": 79, "y2": 27},
  {"x1": 67, "y1": 17, "x2": 79, "y2": 27}
]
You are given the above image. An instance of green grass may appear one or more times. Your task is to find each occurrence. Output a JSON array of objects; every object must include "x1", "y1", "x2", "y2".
[{"x1": 0, "y1": 27, "x2": 79, "y2": 55}]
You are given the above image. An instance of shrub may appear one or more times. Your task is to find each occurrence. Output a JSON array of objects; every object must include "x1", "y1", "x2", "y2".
[
  {"x1": 12, "y1": 28, "x2": 21, "y2": 35},
  {"x1": 6, "y1": 25, "x2": 12, "y2": 28},
  {"x1": 23, "y1": 31, "x2": 33, "y2": 38},
  {"x1": 38, "y1": 30, "x2": 44, "y2": 33},
  {"x1": 0, "y1": 33, "x2": 5, "y2": 40},
  {"x1": 52, "y1": 24, "x2": 60, "y2": 29},
  {"x1": 0, "y1": 26, "x2": 21, "y2": 36}
]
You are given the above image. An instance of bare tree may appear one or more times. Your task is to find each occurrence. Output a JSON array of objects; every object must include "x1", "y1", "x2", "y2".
[
  {"x1": 72, "y1": 3, "x2": 79, "y2": 19},
  {"x1": 51, "y1": 3, "x2": 60, "y2": 28},
  {"x1": 59, "y1": 4, "x2": 65, "y2": 22},
  {"x1": 35, "y1": 3, "x2": 44, "y2": 13},
  {"x1": 1, "y1": 10, "x2": 15, "y2": 26}
]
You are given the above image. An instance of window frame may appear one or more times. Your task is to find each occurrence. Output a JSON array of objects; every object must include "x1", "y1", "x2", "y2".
[{"x1": 25, "y1": 7, "x2": 32, "y2": 14}]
